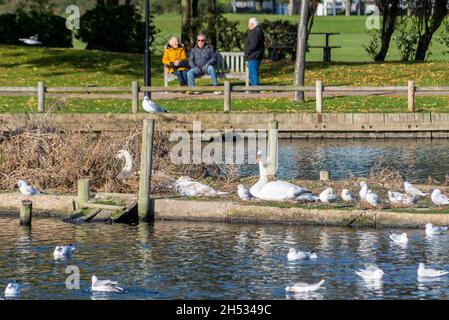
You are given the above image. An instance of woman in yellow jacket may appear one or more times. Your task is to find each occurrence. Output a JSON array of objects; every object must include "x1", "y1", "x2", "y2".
[{"x1": 162, "y1": 36, "x2": 189, "y2": 86}]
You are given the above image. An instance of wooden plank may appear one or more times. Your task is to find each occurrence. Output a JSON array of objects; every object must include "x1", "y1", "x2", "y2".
[
  {"x1": 325, "y1": 86, "x2": 408, "y2": 92},
  {"x1": 83, "y1": 203, "x2": 126, "y2": 211},
  {"x1": 232, "y1": 85, "x2": 315, "y2": 92},
  {"x1": 0, "y1": 87, "x2": 37, "y2": 92},
  {"x1": 46, "y1": 87, "x2": 129, "y2": 93}
]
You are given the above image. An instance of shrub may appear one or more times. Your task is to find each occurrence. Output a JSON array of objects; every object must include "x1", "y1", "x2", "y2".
[
  {"x1": 363, "y1": 29, "x2": 381, "y2": 61},
  {"x1": 260, "y1": 19, "x2": 297, "y2": 60},
  {"x1": 0, "y1": 9, "x2": 72, "y2": 47},
  {"x1": 196, "y1": 13, "x2": 244, "y2": 51},
  {"x1": 77, "y1": 5, "x2": 159, "y2": 53},
  {"x1": 394, "y1": 17, "x2": 419, "y2": 62}
]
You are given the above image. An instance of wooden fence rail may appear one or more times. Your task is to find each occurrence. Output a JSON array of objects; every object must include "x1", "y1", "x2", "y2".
[{"x1": 0, "y1": 80, "x2": 448, "y2": 114}]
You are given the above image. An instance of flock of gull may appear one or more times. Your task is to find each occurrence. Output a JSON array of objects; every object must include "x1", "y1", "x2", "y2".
[{"x1": 4, "y1": 244, "x2": 123, "y2": 298}]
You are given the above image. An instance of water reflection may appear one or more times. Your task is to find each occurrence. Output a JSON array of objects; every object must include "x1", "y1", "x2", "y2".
[{"x1": 1, "y1": 217, "x2": 449, "y2": 299}]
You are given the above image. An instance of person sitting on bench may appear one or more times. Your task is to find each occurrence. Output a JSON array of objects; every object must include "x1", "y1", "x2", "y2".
[
  {"x1": 187, "y1": 33, "x2": 221, "y2": 94},
  {"x1": 162, "y1": 36, "x2": 189, "y2": 86}
]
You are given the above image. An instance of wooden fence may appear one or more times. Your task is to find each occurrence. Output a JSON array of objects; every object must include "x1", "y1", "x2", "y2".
[{"x1": 1, "y1": 80, "x2": 448, "y2": 113}]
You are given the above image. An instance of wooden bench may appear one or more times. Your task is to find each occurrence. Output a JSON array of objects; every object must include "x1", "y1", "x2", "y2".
[{"x1": 164, "y1": 51, "x2": 249, "y2": 87}]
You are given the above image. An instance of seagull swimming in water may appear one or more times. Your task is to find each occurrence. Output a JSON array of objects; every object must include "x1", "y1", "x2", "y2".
[
  {"x1": 389, "y1": 232, "x2": 408, "y2": 244},
  {"x1": 359, "y1": 181, "x2": 368, "y2": 201},
  {"x1": 355, "y1": 265, "x2": 384, "y2": 280},
  {"x1": 319, "y1": 188, "x2": 339, "y2": 204},
  {"x1": 237, "y1": 184, "x2": 252, "y2": 200},
  {"x1": 341, "y1": 189, "x2": 356, "y2": 203},
  {"x1": 19, "y1": 34, "x2": 41, "y2": 45},
  {"x1": 91, "y1": 275, "x2": 124, "y2": 293},
  {"x1": 417, "y1": 263, "x2": 449, "y2": 278},
  {"x1": 53, "y1": 244, "x2": 76, "y2": 259},
  {"x1": 287, "y1": 248, "x2": 318, "y2": 261},
  {"x1": 431, "y1": 189, "x2": 449, "y2": 206},
  {"x1": 285, "y1": 279, "x2": 325, "y2": 293},
  {"x1": 404, "y1": 182, "x2": 428, "y2": 197},
  {"x1": 142, "y1": 96, "x2": 169, "y2": 113},
  {"x1": 4, "y1": 281, "x2": 21, "y2": 297},
  {"x1": 425, "y1": 223, "x2": 448, "y2": 236},
  {"x1": 17, "y1": 180, "x2": 41, "y2": 196}
]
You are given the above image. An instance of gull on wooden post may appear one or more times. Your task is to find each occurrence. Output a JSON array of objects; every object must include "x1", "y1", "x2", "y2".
[{"x1": 142, "y1": 96, "x2": 169, "y2": 113}]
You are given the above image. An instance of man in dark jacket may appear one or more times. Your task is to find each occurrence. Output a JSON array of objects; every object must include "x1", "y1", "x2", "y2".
[
  {"x1": 187, "y1": 33, "x2": 221, "y2": 94},
  {"x1": 244, "y1": 17, "x2": 265, "y2": 87}
]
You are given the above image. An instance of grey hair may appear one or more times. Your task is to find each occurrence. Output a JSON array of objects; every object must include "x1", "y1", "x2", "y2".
[
  {"x1": 197, "y1": 33, "x2": 207, "y2": 41},
  {"x1": 249, "y1": 17, "x2": 259, "y2": 26}
]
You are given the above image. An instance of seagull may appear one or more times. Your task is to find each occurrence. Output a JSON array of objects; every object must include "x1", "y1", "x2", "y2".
[
  {"x1": 389, "y1": 232, "x2": 408, "y2": 244},
  {"x1": 294, "y1": 193, "x2": 319, "y2": 203},
  {"x1": 355, "y1": 265, "x2": 384, "y2": 280},
  {"x1": 425, "y1": 223, "x2": 448, "y2": 236},
  {"x1": 91, "y1": 275, "x2": 124, "y2": 293},
  {"x1": 404, "y1": 181, "x2": 428, "y2": 197},
  {"x1": 53, "y1": 244, "x2": 76, "y2": 259},
  {"x1": 319, "y1": 188, "x2": 339, "y2": 203},
  {"x1": 286, "y1": 186, "x2": 311, "y2": 200},
  {"x1": 417, "y1": 263, "x2": 449, "y2": 278},
  {"x1": 237, "y1": 184, "x2": 252, "y2": 200},
  {"x1": 17, "y1": 180, "x2": 41, "y2": 196},
  {"x1": 4, "y1": 281, "x2": 21, "y2": 297},
  {"x1": 142, "y1": 96, "x2": 168, "y2": 113},
  {"x1": 287, "y1": 248, "x2": 318, "y2": 261},
  {"x1": 116, "y1": 150, "x2": 134, "y2": 174},
  {"x1": 285, "y1": 279, "x2": 325, "y2": 293},
  {"x1": 359, "y1": 181, "x2": 368, "y2": 201},
  {"x1": 341, "y1": 189, "x2": 356, "y2": 203},
  {"x1": 19, "y1": 34, "x2": 42, "y2": 45},
  {"x1": 365, "y1": 190, "x2": 381, "y2": 207},
  {"x1": 173, "y1": 176, "x2": 228, "y2": 197},
  {"x1": 431, "y1": 189, "x2": 449, "y2": 206},
  {"x1": 388, "y1": 191, "x2": 417, "y2": 206}
]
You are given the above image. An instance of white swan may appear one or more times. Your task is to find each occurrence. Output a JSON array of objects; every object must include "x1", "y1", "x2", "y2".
[
  {"x1": 91, "y1": 275, "x2": 124, "y2": 293},
  {"x1": 249, "y1": 151, "x2": 307, "y2": 201},
  {"x1": 116, "y1": 150, "x2": 134, "y2": 176},
  {"x1": 173, "y1": 176, "x2": 228, "y2": 197}
]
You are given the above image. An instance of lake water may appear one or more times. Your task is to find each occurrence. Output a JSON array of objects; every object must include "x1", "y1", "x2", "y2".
[
  {"x1": 239, "y1": 139, "x2": 449, "y2": 183},
  {"x1": 1, "y1": 217, "x2": 449, "y2": 300}
]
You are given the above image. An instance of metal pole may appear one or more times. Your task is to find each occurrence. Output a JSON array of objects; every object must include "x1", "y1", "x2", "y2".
[{"x1": 144, "y1": 0, "x2": 151, "y2": 99}]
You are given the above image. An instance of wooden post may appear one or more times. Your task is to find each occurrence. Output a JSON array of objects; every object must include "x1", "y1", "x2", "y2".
[
  {"x1": 224, "y1": 81, "x2": 231, "y2": 113},
  {"x1": 408, "y1": 80, "x2": 415, "y2": 113},
  {"x1": 316, "y1": 80, "x2": 323, "y2": 113},
  {"x1": 138, "y1": 119, "x2": 155, "y2": 221},
  {"x1": 77, "y1": 179, "x2": 90, "y2": 206},
  {"x1": 20, "y1": 200, "x2": 32, "y2": 226},
  {"x1": 320, "y1": 170, "x2": 330, "y2": 181},
  {"x1": 267, "y1": 120, "x2": 278, "y2": 177},
  {"x1": 132, "y1": 80, "x2": 139, "y2": 113},
  {"x1": 37, "y1": 81, "x2": 45, "y2": 113}
]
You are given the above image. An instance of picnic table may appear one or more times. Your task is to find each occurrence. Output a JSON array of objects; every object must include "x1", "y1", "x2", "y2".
[{"x1": 267, "y1": 32, "x2": 341, "y2": 62}]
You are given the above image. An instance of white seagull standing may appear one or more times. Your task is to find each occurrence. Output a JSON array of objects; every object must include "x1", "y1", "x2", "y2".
[
  {"x1": 341, "y1": 189, "x2": 356, "y2": 203},
  {"x1": 91, "y1": 275, "x2": 124, "y2": 293},
  {"x1": 53, "y1": 244, "x2": 76, "y2": 259},
  {"x1": 319, "y1": 188, "x2": 339, "y2": 204},
  {"x1": 287, "y1": 248, "x2": 318, "y2": 261},
  {"x1": 237, "y1": 184, "x2": 252, "y2": 200},
  {"x1": 425, "y1": 223, "x2": 448, "y2": 236},
  {"x1": 294, "y1": 192, "x2": 319, "y2": 203},
  {"x1": 365, "y1": 190, "x2": 381, "y2": 207},
  {"x1": 19, "y1": 34, "x2": 41, "y2": 45},
  {"x1": 388, "y1": 191, "x2": 417, "y2": 206},
  {"x1": 17, "y1": 180, "x2": 41, "y2": 196},
  {"x1": 4, "y1": 281, "x2": 21, "y2": 297},
  {"x1": 285, "y1": 279, "x2": 325, "y2": 293},
  {"x1": 431, "y1": 189, "x2": 449, "y2": 206},
  {"x1": 404, "y1": 181, "x2": 428, "y2": 197},
  {"x1": 142, "y1": 96, "x2": 168, "y2": 113},
  {"x1": 359, "y1": 181, "x2": 368, "y2": 201},
  {"x1": 355, "y1": 265, "x2": 384, "y2": 280},
  {"x1": 173, "y1": 176, "x2": 228, "y2": 197},
  {"x1": 389, "y1": 232, "x2": 408, "y2": 244},
  {"x1": 417, "y1": 263, "x2": 449, "y2": 278}
]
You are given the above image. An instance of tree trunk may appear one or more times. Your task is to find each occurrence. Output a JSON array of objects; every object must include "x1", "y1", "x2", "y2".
[
  {"x1": 272, "y1": 0, "x2": 276, "y2": 13},
  {"x1": 373, "y1": 0, "x2": 400, "y2": 62},
  {"x1": 192, "y1": 0, "x2": 199, "y2": 17},
  {"x1": 345, "y1": 0, "x2": 351, "y2": 16},
  {"x1": 208, "y1": 0, "x2": 217, "y2": 48},
  {"x1": 414, "y1": 0, "x2": 448, "y2": 61},
  {"x1": 294, "y1": 0, "x2": 309, "y2": 102},
  {"x1": 106, "y1": 0, "x2": 119, "y2": 5},
  {"x1": 97, "y1": 0, "x2": 105, "y2": 6},
  {"x1": 181, "y1": 0, "x2": 191, "y2": 49}
]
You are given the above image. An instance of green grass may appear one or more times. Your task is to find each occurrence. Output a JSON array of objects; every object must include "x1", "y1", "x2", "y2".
[{"x1": 154, "y1": 14, "x2": 449, "y2": 62}]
